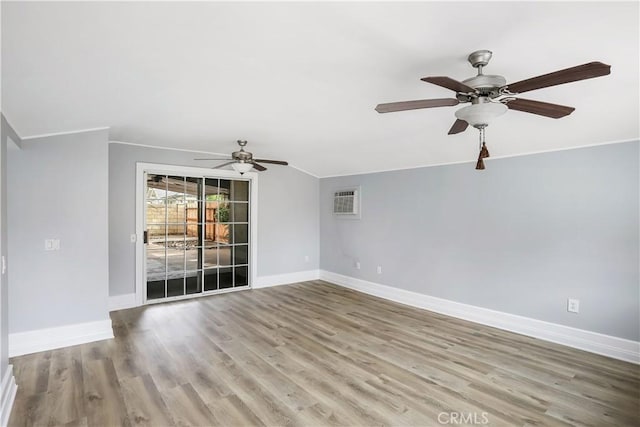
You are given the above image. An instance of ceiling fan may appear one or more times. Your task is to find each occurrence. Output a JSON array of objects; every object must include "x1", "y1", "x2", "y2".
[
  {"x1": 194, "y1": 140, "x2": 288, "y2": 174},
  {"x1": 375, "y1": 50, "x2": 611, "y2": 169}
]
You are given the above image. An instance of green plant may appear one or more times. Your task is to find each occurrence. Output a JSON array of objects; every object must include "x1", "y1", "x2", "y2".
[{"x1": 218, "y1": 204, "x2": 230, "y2": 222}]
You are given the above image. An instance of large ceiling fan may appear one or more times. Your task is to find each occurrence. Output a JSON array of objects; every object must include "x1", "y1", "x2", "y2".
[
  {"x1": 375, "y1": 50, "x2": 611, "y2": 169},
  {"x1": 195, "y1": 140, "x2": 288, "y2": 174}
]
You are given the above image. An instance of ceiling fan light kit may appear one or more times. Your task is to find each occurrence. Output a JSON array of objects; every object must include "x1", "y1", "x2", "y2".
[
  {"x1": 375, "y1": 49, "x2": 611, "y2": 171},
  {"x1": 454, "y1": 100, "x2": 507, "y2": 127},
  {"x1": 232, "y1": 162, "x2": 254, "y2": 174},
  {"x1": 194, "y1": 140, "x2": 289, "y2": 173}
]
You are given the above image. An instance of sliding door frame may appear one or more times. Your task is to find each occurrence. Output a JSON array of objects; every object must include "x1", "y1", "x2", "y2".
[{"x1": 135, "y1": 162, "x2": 258, "y2": 306}]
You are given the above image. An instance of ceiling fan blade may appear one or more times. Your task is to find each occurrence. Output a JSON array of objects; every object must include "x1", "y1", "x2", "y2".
[
  {"x1": 194, "y1": 157, "x2": 232, "y2": 161},
  {"x1": 506, "y1": 62, "x2": 611, "y2": 94},
  {"x1": 506, "y1": 98, "x2": 575, "y2": 118},
  {"x1": 448, "y1": 119, "x2": 469, "y2": 135},
  {"x1": 251, "y1": 162, "x2": 267, "y2": 172},
  {"x1": 420, "y1": 76, "x2": 476, "y2": 93},
  {"x1": 375, "y1": 98, "x2": 459, "y2": 113},
  {"x1": 211, "y1": 161, "x2": 236, "y2": 169},
  {"x1": 253, "y1": 159, "x2": 288, "y2": 165}
]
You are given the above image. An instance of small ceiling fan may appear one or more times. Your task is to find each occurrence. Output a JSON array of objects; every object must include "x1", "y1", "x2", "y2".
[
  {"x1": 375, "y1": 50, "x2": 611, "y2": 169},
  {"x1": 194, "y1": 140, "x2": 288, "y2": 174}
]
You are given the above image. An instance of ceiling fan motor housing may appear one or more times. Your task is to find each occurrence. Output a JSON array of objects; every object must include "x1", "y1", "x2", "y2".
[
  {"x1": 232, "y1": 150, "x2": 253, "y2": 161},
  {"x1": 462, "y1": 74, "x2": 507, "y2": 95}
]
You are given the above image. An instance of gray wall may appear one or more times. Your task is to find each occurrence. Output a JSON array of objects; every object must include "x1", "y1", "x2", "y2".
[
  {"x1": 109, "y1": 143, "x2": 319, "y2": 297},
  {"x1": 320, "y1": 141, "x2": 640, "y2": 341},
  {"x1": 7, "y1": 130, "x2": 110, "y2": 333},
  {"x1": 0, "y1": 116, "x2": 21, "y2": 379}
]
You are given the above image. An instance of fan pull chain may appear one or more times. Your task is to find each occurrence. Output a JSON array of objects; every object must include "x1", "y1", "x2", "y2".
[{"x1": 476, "y1": 126, "x2": 489, "y2": 170}]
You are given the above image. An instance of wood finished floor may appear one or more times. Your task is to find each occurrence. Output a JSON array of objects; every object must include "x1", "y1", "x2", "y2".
[{"x1": 9, "y1": 281, "x2": 640, "y2": 426}]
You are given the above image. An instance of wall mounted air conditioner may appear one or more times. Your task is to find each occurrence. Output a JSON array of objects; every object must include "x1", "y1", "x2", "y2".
[{"x1": 333, "y1": 187, "x2": 360, "y2": 218}]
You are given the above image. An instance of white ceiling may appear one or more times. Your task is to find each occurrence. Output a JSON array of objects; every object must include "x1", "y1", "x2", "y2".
[{"x1": 2, "y1": 1, "x2": 638, "y2": 177}]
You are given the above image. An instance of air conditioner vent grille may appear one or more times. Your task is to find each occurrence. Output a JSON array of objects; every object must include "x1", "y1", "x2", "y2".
[{"x1": 333, "y1": 188, "x2": 359, "y2": 216}]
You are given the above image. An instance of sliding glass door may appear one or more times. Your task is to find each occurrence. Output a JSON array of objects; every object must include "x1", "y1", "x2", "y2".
[{"x1": 145, "y1": 173, "x2": 250, "y2": 302}]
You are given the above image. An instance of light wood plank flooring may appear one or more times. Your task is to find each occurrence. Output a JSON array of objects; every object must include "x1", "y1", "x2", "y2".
[{"x1": 9, "y1": 281, "x2": 640, "y2": 426}]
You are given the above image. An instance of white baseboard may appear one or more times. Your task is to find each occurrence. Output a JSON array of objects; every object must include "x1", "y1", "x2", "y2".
[
  {"x1": 9, "y1": 319, "x2": 114, "y2": 358},
  {"x1": 320, "y1": 270, "x2": 640, "y2": 364},
  {"x1": 253, "y1": 269, "x2": 320, "y2": 289},
  {"x1": 109, "y1": 293, "x2": 137, "y2": 312},
  {"x1": 0, "y1": 365, "x2": 17, "y2": 427}
]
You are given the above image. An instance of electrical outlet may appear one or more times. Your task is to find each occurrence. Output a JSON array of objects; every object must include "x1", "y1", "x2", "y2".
[
  {"x1": 304, "y1": 255, "x2": 309, "y2": 263},
  {"x1": 567, "y1": 298, "x2": 580, "y2": 313},
  {"x1": 377, "y1": 266, "x2": 382, "y2": 274},
  {"x1": 355, "y1": 261, "x2": 361, "y2": 270},
  {"x1": 45, "y1": 239, "x2": 60, "y2": 251}
]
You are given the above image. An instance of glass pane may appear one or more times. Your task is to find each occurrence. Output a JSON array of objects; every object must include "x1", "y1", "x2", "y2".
[
  {"x1": 186, "y1": 201, "x2": 202, "y2": 234},
  {"x1": 219, "y1": 245, "x2": 232, "y2": 266},
  {"x1": 204, "y1": 201, "x2": 217, "y2": 224},
  {"x1": 147, "y1": 280, "x2": 165, "y2": 300},
  {"x1": 167, "y1": 277, "x2": 184, "y2": 297},
  {"x1": 204, "y1": 268, "x2": 217, "y2": 291},
  {"x1": 233, "y1": 224, "x2": 248, "y2": 244},
  {"x1": 219, "y1": 267, "x2": 233, "y2": 289},
  {"x1": 203, "y1": 220, "x2": 216, "y2": 247},
  {"x1": 146, "y1": 200, "x2": 166, "y2": 224},
  {"x1": 186, "y1": 271, "x2": 202, "y2": 295},
  {"x1": 214, "y1": 224, "x2": 231, "y2": 245},
  {"x1": 234, "y1": 245, "x2": 248, "y2": 265},
  {"x1": 232, "y1": 180, "x2": 249, "y2": 201},
  {"x1": 185, "y1": 177, "x2": 201, "y2": 202},
  {"x1": 217, "y1": 201, "x2": 230, "y2": 223},
  {"x1": 147, "y1": 225, "x2": 166, "y2": 245},
  {"x1": 146, "y1": 249, "x2": 166, "y2": 282},
  {"x1": 147, "y1": 174, "x2": 167, "y2": 199},
  {"x1": 232, "y1": 203, "x2": 248, "y2": 223},
  {"x1": 167, "y1": 247, "x2": 185, "y2": 273},
  {"x1": 166, "y1": 224, "x2": 185, "y2": 244},
  {"x1": 219, "y1": 180, "x2": 231, "y2": 201},
  {"x1": 234, "y1": 266, "x2": 248, "y2": 287},
  {"x1": 186, "y1": 222, "x2": 200, "y2": 246},
  {"x1": 186, "y1": 246, "x2": 201, "y2": 271},
  {"x1": 204, "y1": 246, "x2": 219, "y2": 268},
  {"x1": 204, "y1": 178, "x2": 219, "y2": 199},
  {"x1": 166, "y1": 176, "x2": 185, "y2": 201},
  {"x1": 166, "y1": 200, "x2": 186, "y2": 225}
]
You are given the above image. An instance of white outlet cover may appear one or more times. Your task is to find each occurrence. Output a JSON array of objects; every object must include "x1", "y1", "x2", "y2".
[
  {"x1": 567, "y1": 298, "x2": 580, "y2": 313},
  {"x1": 377, "y1": 266, "x2": 382, "y2": 274},
  {"x1": 356, "y1": 262, "x2": 361, "y2": 270},
  {"x1": 46, "y1": 239, "x2": 61, "y2": 251}
]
